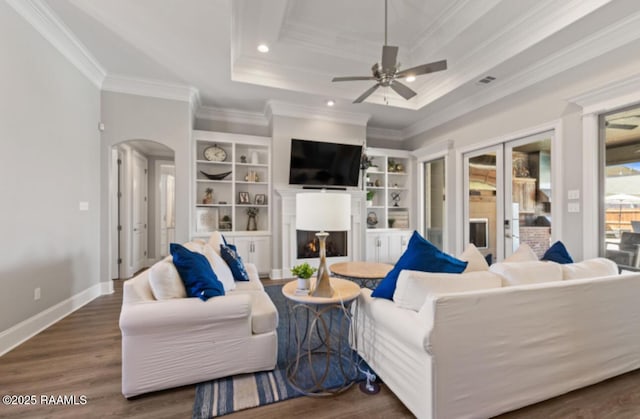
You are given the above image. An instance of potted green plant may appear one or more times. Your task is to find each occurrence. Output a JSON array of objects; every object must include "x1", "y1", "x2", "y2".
[
  {"x1": 366, "y1": 190, "x2": 375, "y2": 206},
  {"x1": 291, "y1": 262, "x2": 317, "y2": 290}
]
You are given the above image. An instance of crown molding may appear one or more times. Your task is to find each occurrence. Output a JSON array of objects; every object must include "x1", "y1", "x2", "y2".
[
  {"x1": 366, "y1": 126, "x2": 404, "y2": 142},
  {"x1": 568, "y1": 74, "x2": 640, "y2": 115},
  {"x1": 195, "y1": 106, "x2": 268, "y2": 127},
  {"x1": 265, "y1": 100, "x2": 371, "y2": 126},
  {"x1": 102, "y1": 74, "x2": 199, "y2": 103},
  {"x1": 7, "y1": 0, "x2": 106, "y2": 88},
  {"x1": 404, "y1": 7, "x2": 640, "y2": 139}
]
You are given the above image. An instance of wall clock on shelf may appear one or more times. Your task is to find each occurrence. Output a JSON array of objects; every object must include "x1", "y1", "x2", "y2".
[{"x1": 203, "y1": 145, "x2": 227, "y2": 162}]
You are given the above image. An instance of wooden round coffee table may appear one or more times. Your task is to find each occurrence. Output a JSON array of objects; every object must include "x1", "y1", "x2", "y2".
[{"x1": 329, "y1": 261, "x2": 393, "y2": 289}]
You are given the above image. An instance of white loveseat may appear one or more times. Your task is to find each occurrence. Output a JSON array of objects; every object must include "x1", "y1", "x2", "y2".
[
  {"x1": 119, "y1": 236, "x2": 278, "y2": 398},
  {"x1": 353, "y1": 258, "x2": 640, "y2": 418}
]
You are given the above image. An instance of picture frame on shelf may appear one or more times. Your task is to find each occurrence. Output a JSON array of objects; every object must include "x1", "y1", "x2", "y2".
[
  {"x1": 255, "y1": 194, "x2": 266, "y2": 205},
  {"x1": 196, "y1": 208, "x2": 218, "y2": 233},
  {"x1": 238, "y1": 191, "x2": 250, "y2": 204}
]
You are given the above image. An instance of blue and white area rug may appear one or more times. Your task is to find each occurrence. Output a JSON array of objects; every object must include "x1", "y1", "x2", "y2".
[{"x1": 192, "y1": 284, "x2": 367, "y2": 418}]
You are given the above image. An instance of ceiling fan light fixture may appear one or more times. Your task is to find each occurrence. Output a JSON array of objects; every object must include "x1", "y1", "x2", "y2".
[
  {"x1": 329, "y1": 0, "x2": 448, "y2": 103},
  {"x1": 257, "y1": 44, "x2": 269, "y2": 53}
]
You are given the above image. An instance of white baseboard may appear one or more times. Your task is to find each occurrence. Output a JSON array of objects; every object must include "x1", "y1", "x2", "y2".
[
  {"x1": 270, "y1": 269, "x2": 283, "y2": 279},
  {"x1": 0, "y1": 282, "x2": 107, "y2": 357},
  {"x1": 101, "y1": 280, "x2": 114, "y2": 295}
]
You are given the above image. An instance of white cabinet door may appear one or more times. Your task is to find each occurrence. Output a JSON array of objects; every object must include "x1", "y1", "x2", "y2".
[
  {"x1": 249, "y1": 236, "x2": 271, "y2": 275},
  {"x1": 388, "y1": 231, "x2": 412, "y2": 264},
  {"x1": 366, "y1": 234, "x2": 379, "y2": 262},
  {"x1": 366, "y1": 233, "x2": 390, "y2": 263},
  {"x1": 232, "y1": 236, "x2": 271, "y2": 275}
]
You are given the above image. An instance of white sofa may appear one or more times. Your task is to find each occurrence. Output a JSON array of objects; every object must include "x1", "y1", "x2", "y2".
[
  {"x1": 119, "y1": 240, "x2": 278, "y2": 398},
  {"x1": 353, "y1": 259, "x2": 640, "y2": 419}
]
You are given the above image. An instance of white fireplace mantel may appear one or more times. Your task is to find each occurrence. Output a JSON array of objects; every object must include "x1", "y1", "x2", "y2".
[{"x1": 275, "y1": 187, "x2": 365, "y2": 279}]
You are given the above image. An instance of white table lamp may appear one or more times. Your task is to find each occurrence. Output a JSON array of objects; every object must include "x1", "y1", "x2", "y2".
[{"x1": 296, "y1": 191, "x2": 351, "y2": 297}]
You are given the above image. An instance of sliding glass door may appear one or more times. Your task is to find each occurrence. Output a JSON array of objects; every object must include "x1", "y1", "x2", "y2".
[{"x1": 601, "y1": 105, "x2": 640, "y2": 270}]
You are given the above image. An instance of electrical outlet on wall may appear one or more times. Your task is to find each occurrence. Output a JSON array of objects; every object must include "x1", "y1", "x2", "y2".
[{"x1": 34, "y1": 287, "x2": 41, "y2": 301}]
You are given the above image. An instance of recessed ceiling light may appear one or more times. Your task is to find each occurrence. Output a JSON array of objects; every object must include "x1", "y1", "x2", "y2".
[
  {"x1": 326, "y1": 100, "x2": 335, "y2": 107},
  {"x1": 257, "y1": 44, "x2": 269, "y2": 53},
  {"x1": 405, "y1": 75, "x2": 416, "y2": 83}
]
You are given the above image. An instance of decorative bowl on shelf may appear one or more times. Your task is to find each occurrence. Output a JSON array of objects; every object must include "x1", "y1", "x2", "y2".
[{"x1": 200, "y1": 170, "x2": 232, "y2": 180}]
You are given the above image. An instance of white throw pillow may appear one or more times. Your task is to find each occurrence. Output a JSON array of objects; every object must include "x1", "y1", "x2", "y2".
[
  {"x1": 490, "y1": 260, "x2": 562, "y2": 286},
  {"x1": 148, "y1": 257, "x2": 187, "y2": 300},
  {"x1": 203, "y1": 244, "x2": 236, "y2": 291},
  {"x1": 460, "y1": 243, "x2": 490, "y2": 272},
  {"x1": 207, "y1": 231, "x2": 225, "y2": 255},
  {"x1": 393, "y1": 270, "x2": 503, "y2": 312},
  {"x1": 503, "y1": 243, "x2": 538, "y2": 263},
  {"x1": 562, "y1": 258, "x2": 619, "y2": 280}
]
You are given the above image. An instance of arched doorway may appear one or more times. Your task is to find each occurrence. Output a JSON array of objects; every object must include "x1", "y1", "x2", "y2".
[{"x1": 111, "y1": 140, "x2": 175, "y2": 279}]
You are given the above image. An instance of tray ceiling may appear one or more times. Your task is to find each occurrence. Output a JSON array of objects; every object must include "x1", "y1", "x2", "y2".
[{"x1": 40, "y1": 0, "x2": 640, "y2": 135}]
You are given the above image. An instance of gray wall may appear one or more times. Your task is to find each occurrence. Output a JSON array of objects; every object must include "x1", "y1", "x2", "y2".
[
  {"x1": 100, "y1": 92, "x2": 191, "y2": 281},
  {"x1": 0, "y1": 3, "x2": 101, "y2": 330}
]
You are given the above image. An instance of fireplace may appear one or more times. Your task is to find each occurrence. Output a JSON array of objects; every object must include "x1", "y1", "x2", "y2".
[
  {"x1": 275, "y1": 187, "x2": 365, "y2": 279},
  {"x1": 297, "y1": 230, "x2": 348, "y2": 259}
]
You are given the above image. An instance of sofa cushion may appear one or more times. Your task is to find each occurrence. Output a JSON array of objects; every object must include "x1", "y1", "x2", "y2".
[
  {"x1": 394, "y1": 270, "x2": 503, "y2": 311},
  {"x1": 460, "y1": 243, "x2": 490, "y2": 272},
  {"x1": 490, "y1": 260, "x2": 563, "y2": 286},
  {"x1": 220, "y1": 244, "x2": 250, "y2": 281},
  {"x1": 207, "y1": 231, "x2": 225, "y2": 255},
  {"x1": 203, "y1": 244, "x2": 236, "y2": 291},
  {"x1": 541, "y1": 241, "x2": 574, "y2": 264},
  {"x1": 148, "y1": 257, "x2": 186, "y2": 300},
  {"x1": 562, "y1": 257, "x2": 619, "y2": 280},
  {"x1": 503, "y1": 243, "x2": 538, "y2": 262},
  {"x1": 242, "y1": 290, "x2": 278, "y2": 334},
  {"x1": 372, "y1": 231, "x2": 468, "y2": 300},
  {"x1": 170, "y1": 243, "x2": 225, "y2": 300}
]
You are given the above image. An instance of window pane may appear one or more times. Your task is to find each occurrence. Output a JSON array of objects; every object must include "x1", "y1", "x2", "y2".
[
  {"x1": 423, "y1": 158, "x2": 445, "y2": 249},
  {"x1": 603, "y1": 107, "x2": 640, "y2": 270}
]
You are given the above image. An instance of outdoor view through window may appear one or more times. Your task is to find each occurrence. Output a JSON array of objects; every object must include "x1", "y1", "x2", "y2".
[{"x1": 603, "y1": 106, "x2": 640, "y2": 270}]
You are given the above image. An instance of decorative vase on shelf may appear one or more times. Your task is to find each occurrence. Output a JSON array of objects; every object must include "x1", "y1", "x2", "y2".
[
  {"x1": 250, "y1": 151, "x2": 259, "y2": 164},
  {"x1": 202, "y1": 188, "x2": 213, "y2": 204},
  {"x1": 247, "y1": 215, "x2": 257, "y2": 231}
]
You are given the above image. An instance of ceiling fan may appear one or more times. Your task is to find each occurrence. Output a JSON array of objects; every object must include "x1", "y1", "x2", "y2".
[
  {"x1": 331, "y1": 0, "x2": 447, "y2": 104},
  {"x1": 606, "y1": 115, "x2": 640, "y2": 130}
]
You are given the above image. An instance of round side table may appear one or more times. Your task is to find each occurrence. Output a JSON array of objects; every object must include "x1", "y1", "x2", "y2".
[
  {"x1": 330, "y1": 261, "x2": 393, "y2": 289},
  {"x1": 282, "y1": 278, "x2": 361, "y2": 396}
]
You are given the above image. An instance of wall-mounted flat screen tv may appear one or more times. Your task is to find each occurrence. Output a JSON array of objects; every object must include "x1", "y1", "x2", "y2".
[{"x1": 289, "y1": 139, "x2": 362, "y2": 187}]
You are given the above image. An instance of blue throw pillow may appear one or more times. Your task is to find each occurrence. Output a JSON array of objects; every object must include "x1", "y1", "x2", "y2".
[
  {"x1": 371, "y1": 231, "x2": 468, "y2": 300},
  {"x1": 170, "y1": 243, "x2": 225, "y2": 300},
  {"x1": 220, "y1": 244, "x2": 250, "y2": 281},
  {"x1": 541, "y1": 241, "x2": 574, "y2": 264}
]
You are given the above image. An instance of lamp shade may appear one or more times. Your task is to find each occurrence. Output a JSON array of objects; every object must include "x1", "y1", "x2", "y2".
[{"x1": 296, "y1": 192, "x2": 351, "y2": 231}]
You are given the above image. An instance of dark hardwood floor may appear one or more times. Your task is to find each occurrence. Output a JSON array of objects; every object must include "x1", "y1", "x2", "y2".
[{"x1": 0, "y1": 279, "x2": 639, "y2": 418}]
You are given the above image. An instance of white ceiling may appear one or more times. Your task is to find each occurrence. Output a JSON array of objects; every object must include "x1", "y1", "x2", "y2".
[{"x1": 41, "y1": 0, "x2": 640, "y2": 137}]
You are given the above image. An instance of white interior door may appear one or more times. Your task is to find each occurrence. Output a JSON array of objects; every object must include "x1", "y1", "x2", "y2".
[
  {"x1": 158, "y1": 163, "x2": 175, "y2": 258},
  {"x1": 131, "y1": 150, "x2": 148, "y2": 273}
]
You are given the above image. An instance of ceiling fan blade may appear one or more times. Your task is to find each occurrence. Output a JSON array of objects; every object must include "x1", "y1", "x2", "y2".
[
  {"x1": 332, "y1": 76, "x2": 376, "y2": 82},
  {"x1": 381, "y1": 45, "x2": 399, "y2": 72},
  {"x1": 390, "y1": 80, "x2": 417, "y2": 100},
  {"x1": 396, "y1": 59, "x2": 447, "y2": 78},
  {"x1": 353, "y1": 84, "x2": 380, "y2": 103},
  {"x1": 606, "y1": 123, "x2": 638, "y2": 130}
]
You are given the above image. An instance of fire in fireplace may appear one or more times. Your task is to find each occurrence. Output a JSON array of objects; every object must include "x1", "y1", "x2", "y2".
[{"x1": 297, "y1": 230, "x2": 347, "y2": 259}]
